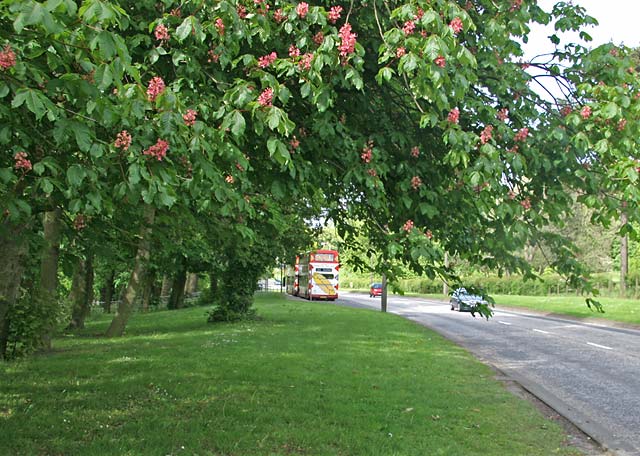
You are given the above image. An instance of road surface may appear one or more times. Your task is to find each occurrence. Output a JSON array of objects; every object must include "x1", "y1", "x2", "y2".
[{"x1": 334, "y1": 292, "x2": 640, "y2": 456}]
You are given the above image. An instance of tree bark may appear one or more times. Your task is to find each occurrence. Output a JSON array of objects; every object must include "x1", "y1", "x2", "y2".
[
  {"x1": 105, "y1": 205, "x2": 155, "y2": 337},
  {"x1": 141, "y1": 269, "x2": 156, "y2": 312},
  {"x1": 39, "y1": 208, "x2": 62, "y2": 350},
  {"x1": 160, "y1": 275, "x2": 172, "y2": 298},
  {"x1": 208, "y1": 272, "x2": 218, "y2": 299},
  {"x1": 67, "y1": 254, "x2": 94, "y2": 330},
  {"x1": 168, "y1": 259, "x2": 187, "y2": 310},
  {"x1": 0, "y1": 222, "x2": 29, "y2": 359},
  {"x1": 620, "y1": 213, "x2": 628, "y2": 297},
  {"x1": 101, "y1": 270, "x2": 116, "y2": 314},
  {"x1": 381, "y1": 273, "x2": 387, "y2": 313},
  {"x1": 185, "y1": 273, "x2": 198, "y2": 296}
]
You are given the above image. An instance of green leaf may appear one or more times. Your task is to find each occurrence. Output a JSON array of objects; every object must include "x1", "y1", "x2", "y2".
[
  {"x1": 601, "y1": 102, "x2": 618, "y2": 120},
  {"x1": 73, "y1": 124, "x2": 92, "y2": 151},
  {"x1": 231, "y1": 111, "x2": 245, "y2": 137},
  {"x1": 175, "y1": 17, "x2": 193, "y2": 41},
  {"x1": 41, "y1": 178, "x2": 53, "y2": 194},
  {"x1": 12, "y1": 88, "x2": 46, "y2": 120},
  {"x1": 67, "y1": 164, "x2": 86, "y2": 186}
]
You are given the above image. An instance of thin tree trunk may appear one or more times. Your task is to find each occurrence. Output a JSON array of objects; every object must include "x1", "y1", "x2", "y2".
[
  {"x1": 381, "y1": 273, "x2": 388, "y2": 313},
  {"x1": 168, "y1": 260, "x2": 187, "y2": 310},
  {"x1": 39, "y1": 208, "x2": 62, "y2": 350},
  {"x1": 0, "y1": 222, "x2": 29, "y2": 359},
  {"x1": 209, "y1": 272, "x2": 218, "y2": 299},
  {"x1": 185, "y1": 273, "x2": 198, "y2": 296},
  {"x1": 105, "y1": 205, "x2": 155, "y2": 337},
  {"x1": 102, "y1": 270, "x2": 115, "y2": 314},
  {"x1": 67, "y1": 254, "x2": 94, "y2": 329},
  {"x1": 141, "y1": 269, "x2": 156, "y2": 312},
  {"x1": 620, "y1": 213, "x2": 628, "y2": 297}
]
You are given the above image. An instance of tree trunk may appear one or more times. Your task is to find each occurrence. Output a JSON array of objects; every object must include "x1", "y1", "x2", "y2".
[
  {"x1": 105, "y1": 205, "x2": 155, "y2": 337},
  {"x1": 185, "y1": 273, "x2": 198, "y2": 296},
  {"x1": 0, "y1": 222, "x2": 29, "y2": 359},
  {"x1": 442, "y1": 252, "x2": 449, "y2": 296},
  {"x1": 381, "y1": 273, "x2": 388, "y2": 313},
  {"x1": 102, "y1": 270, "x2": 116, "y2": 314},
  {"x1": 67, "y1": 254, "x2": 94, "y2": 330},
  {"x1": 620, "y1": 213, "x2": 628, "y2": 297},
  {"x1": 168, "y1": 260, "x2": 187, "y2": 310},
  {"x1": 141, "y1": 269, "x2": 156, "y2": 312},
  {"x1": 209, "y1": 272, "x2": 218, "y2": 299},
  {"x1": 39, "y1": 208, "x2": 62, "y2": 350},
  {"x1": 161, "y1": 275, "x2": 172, "y2": 298}
]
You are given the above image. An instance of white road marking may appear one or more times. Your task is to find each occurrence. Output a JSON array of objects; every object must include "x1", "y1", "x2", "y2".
[
  {"x1": 533, "y1": 329, "x2": 551, "y2": 334},
  {"x1": 498, "y1": 321, "x2": 512, "y2": 326},
  {"x1": 587, "y1": 342, "x2": 613, "y2": 350}
]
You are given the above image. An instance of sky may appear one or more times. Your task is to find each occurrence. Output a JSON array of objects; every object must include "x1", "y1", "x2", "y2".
[{"x1": 524, "y1": 0, "x2": 640, "y2": 57}]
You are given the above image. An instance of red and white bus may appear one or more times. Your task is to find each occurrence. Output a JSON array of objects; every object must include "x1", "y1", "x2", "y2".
[{"x1": 286, "y1": 249, "x2": 339, "y2": 301}]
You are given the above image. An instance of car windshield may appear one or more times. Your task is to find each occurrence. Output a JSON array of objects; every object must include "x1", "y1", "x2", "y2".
[{"x1": 371, "y1": 283, "x2": 382, "y2": 288}]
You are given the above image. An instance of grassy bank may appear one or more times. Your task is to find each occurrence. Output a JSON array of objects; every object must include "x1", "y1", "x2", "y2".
[
  {"x1": 492, "y1": 294, "x2": 640, "y2": 325},
  {"x1": 1, "y1": 294, "x2": 582, "y2": 455}
]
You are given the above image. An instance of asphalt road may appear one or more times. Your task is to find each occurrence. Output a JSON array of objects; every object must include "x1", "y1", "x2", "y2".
[{"x1": 334, "y1": 292, "x2": 640, "y2": 456}]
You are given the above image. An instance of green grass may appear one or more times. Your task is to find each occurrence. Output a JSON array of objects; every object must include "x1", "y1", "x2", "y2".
[
  {"x1": 492, "y1": 294, "x2": 640, "y2": 325},
  {"x1": 1, "y1": 294, "x2": 582, "y2": 455}
]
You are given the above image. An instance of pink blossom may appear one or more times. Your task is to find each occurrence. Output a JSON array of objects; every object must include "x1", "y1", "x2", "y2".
[
  {"x1": 361, "y1": 149, "x2": 372, "y2": 163},
  {"x1": 425, "y1": 230, "x2": 433, "y2": 239},
  {"x1": 298, "y1": 53, "x2": 313, "y2": 70},
  {"x1": 480, "y1": 125, "x2": 493, "y2": 144},
  {"x1": 410, "y1": 146, "x2": 420, "y2": 158},
  {"x1": 396, "y1": 47, "x2": 406, "y2": 58},
  {"x1": 402, "y1": 220, "x2": 414, "y2": 232},
  {"x1": 367, "y1": 168, "x2": 377, "y2": 177},
  {"x1": 510, "y1": 0, "x2": 523, "y2": 11},
  {"x1": 296, "y1": 2, "x2": 309, "y2": 18},
  {"x1": 290, "y1": 136, "x2": 300, "y2": 149},
  {"x1": 402, "y1": 20, "x2": 416, "y2": 36},
  {"x1": 411, "y1": 176, "x2": 422, "y2": 189},
  {"x1": 449, "y1": 17, "x2": 463, "y2": 34},
  {"x1": 73, "y1": 214, "x2": 86, "y2": 230},
  {"x1": 328, "y1": 6, "x2": 343, "y2": 24},
  {"x1": 14, "y1": 151, "x2": 32, "y2": 171},
  {"x1": 237, "y1": 5, "x2": 247, "y2": 18},
  {"x1": 617, "y1": 118, "x2": 627, "y2": 131},
  {"x1": 215, "y1": 18, "x2": 225, "y2": 35},
  {"x1": 514, "y1": 127, "x2": 529, "y2": 142},
  {"x1": 258, "y1": 87, "x2": 274, "y2": 107},
  {"x1": 183, "y1": 109, "x2": 197, "y2": 126},
  {"x1": 0, "y1": 45, "x2": 16, "y2": 70},
  {"x1": 508, "y1": 190, "x2": 516, "y2": 200},
  {"x1": 447, "y1": 107, "x2": 460, "y2": 124},
  {"x1": 143, "y1": 139, "x2": 169, "y2": 161},
  {"x1": 497, "y1": 108, "x2": 509, "y2": 122},
  {"x1": 416, "y1": 8, "x2": 425, "y2": 19},
  {"x1": 274, "y1": 8, "x2": 286, "y2": 23},
  {"x1": 225, "y1": 175, "x2": 235, "y2": 184},
  {"x1": 147, "y1": 76, "x2": 166, "y2": 102},
  {"x1": 520, "y1": 198, "x2": 531, "y2": 210},
  {"x1": 208, "y1": 50, "x2": 220, "y2": 63},
  {"x1": 434, "y1": 55, "x2": 446, "y2": 68},
  {"x1": 560, "y1": 105, "x2": 572, "y2": 117},
  {"x1": 580, "y1": 106, "x2": 592, "y2": 119},
  {"x1": 338, "y1": 23, "x2": 357, "y2": 58},
  {"x1": 154, "y1": 24, "x2": 170, "y2": 42},
  {"x1": 313, "y1": 32, "x2": 324, "y2": 46},
  {"x1": 258, "y1": 52, "x2": 277, "y2": 68},
  {"x1": 289, "y1": 45, "x2": 301, "y2": 58},
  {"x1": 114, "y1": 130, "x2": 132, "y2": 150}
]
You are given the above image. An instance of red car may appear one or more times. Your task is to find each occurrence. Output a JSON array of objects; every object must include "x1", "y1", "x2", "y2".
[{"x1": 369, "y1": 283, "x2": 383, "y2": 297}]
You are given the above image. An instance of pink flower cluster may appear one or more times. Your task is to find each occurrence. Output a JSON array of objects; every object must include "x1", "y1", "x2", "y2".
[
  {"x1": 183, "y1": 109, "x2": 197, "y2": 126},
  {"x1": 215, "y1": 18, "x2": 225, "y2": 35},
  {"x1": 402, "y1": 220, "x2": 414, "y2": 232},
  {"x1": 338, "y1": 23, "x2": 357, "y2": 58},
  {"x1": 258, "y1": 52, "x2": 277, "y2": 68},
  {"x1": 560, "y1": 105, "x2": 572, "y2": 117},
  {"x1": 410, "y1": 146, "x2": 420, "y2": 158},
  {"x1": 298, "y1": 53, "x2": 313, "y2": 70},
  {"x1": 580, "y1": 106, "x2": 592, "y2": 119},
  {"x1": 618, "y1": 118, "x2": 627, "y2": 131},
  {"x1": 0, "y1": 45, "x2": 16, "y2": 70},
  {"x1": 289, "y1": 45, "x2": 300, "y2": 58},
  {"x1": 411, "y1": 176, "x2": 422, "y2": 189},
  {"x1": 328, "y1": 6, "x2": 343, "y2": 24},
  {"x1": 367, "y1": 168, "x2": 377, "y2": 177},
  {"x1": 510, "y1": 0, "x2": 523, "y2": 12},
  {"x1": 115, "y1": 130, "x2": 132, "y2": 150},
  {"x1": 14, "y1": 151, "x2": 32, "y2": 171},
  {"x1": 73, "y1": 214, "x2": 87, "y2": 231},
  {"x1": 402, "y1": 20, "x2": 416, "y2": 36},
  {"x1": 434, "y1": 55, "x2": 446, "y2": 68},
  {"x1": 497, "y1": 108, "x2": 509, "y2": 122},
  {"x1": 361, "y1": 142, "x2": 373, "y2": 163},
  {"x1": 447, "y1": 107, "x2": 460, "y2": 124},
  {"x1": 296, "y1": 2, "x2": 309, "y2": 18},
  {"x1": 154, "y1": 24, "x2": 170, "y2": 42},
  {"x1": 480, "y1": 125, "x2": 493, "y2": 144},
  {"x1": 143, "y1": 139, "x2": 169, "y2": 161},
  {"x1": 313, "y1": 32, "x2": 324, "y2": 46},
  {"x1": 237, "y1": 5, "x2": 247, "y2": 18},
  {"x1": 274, "y1": 8, "x2": 286, "y2": 23},
  {"x1": 396, "y1": 47, "x2": 406, "y2": 58},
  {"x1": 514, "y1": 127, "x2": 529, "y2": 142},
  {"x1": 520, "y1": 198, "x2": 531, "y2": 210},
  {"x1": 449, "y1": 17, "x2": 463, "y2": 34},
  {"x1": 147, "y1": 76, "x2": 166, "y2": 102},
  {"x1": 290, "y1": 136, "x2": 300, "y2": 149},
  {"x1": 225, "y1": 175, "x2": 235, "y2": 184},
  {"x1": 425, "y1": 230, "x2": 433, "y2": 239},
  {"x1": 258, "y1": 87, "x2": 274, "y2": 107}
]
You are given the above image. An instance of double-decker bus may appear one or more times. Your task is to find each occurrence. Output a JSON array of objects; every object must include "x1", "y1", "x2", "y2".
[{"x1": 286, "y1": 249, "x2": 339, "y2": 301}]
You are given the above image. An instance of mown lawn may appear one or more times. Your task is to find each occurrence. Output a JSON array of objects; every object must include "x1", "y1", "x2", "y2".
[
  {"x1": 492, "y1": 294, "x2": 640, "y2": 326},
  {"x1": 1, "y1": 294, "x2": 583, "y2": 455}
]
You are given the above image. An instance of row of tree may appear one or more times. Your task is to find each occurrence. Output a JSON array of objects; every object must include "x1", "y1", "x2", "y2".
[{"x1": 2, "y1": 0, "x2": 640, "y2": 358}]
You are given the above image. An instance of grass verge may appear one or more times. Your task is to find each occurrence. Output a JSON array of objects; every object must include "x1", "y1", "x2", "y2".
[{"x1": 1, "y1": 294, "x2": 583, "y2": 455}]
